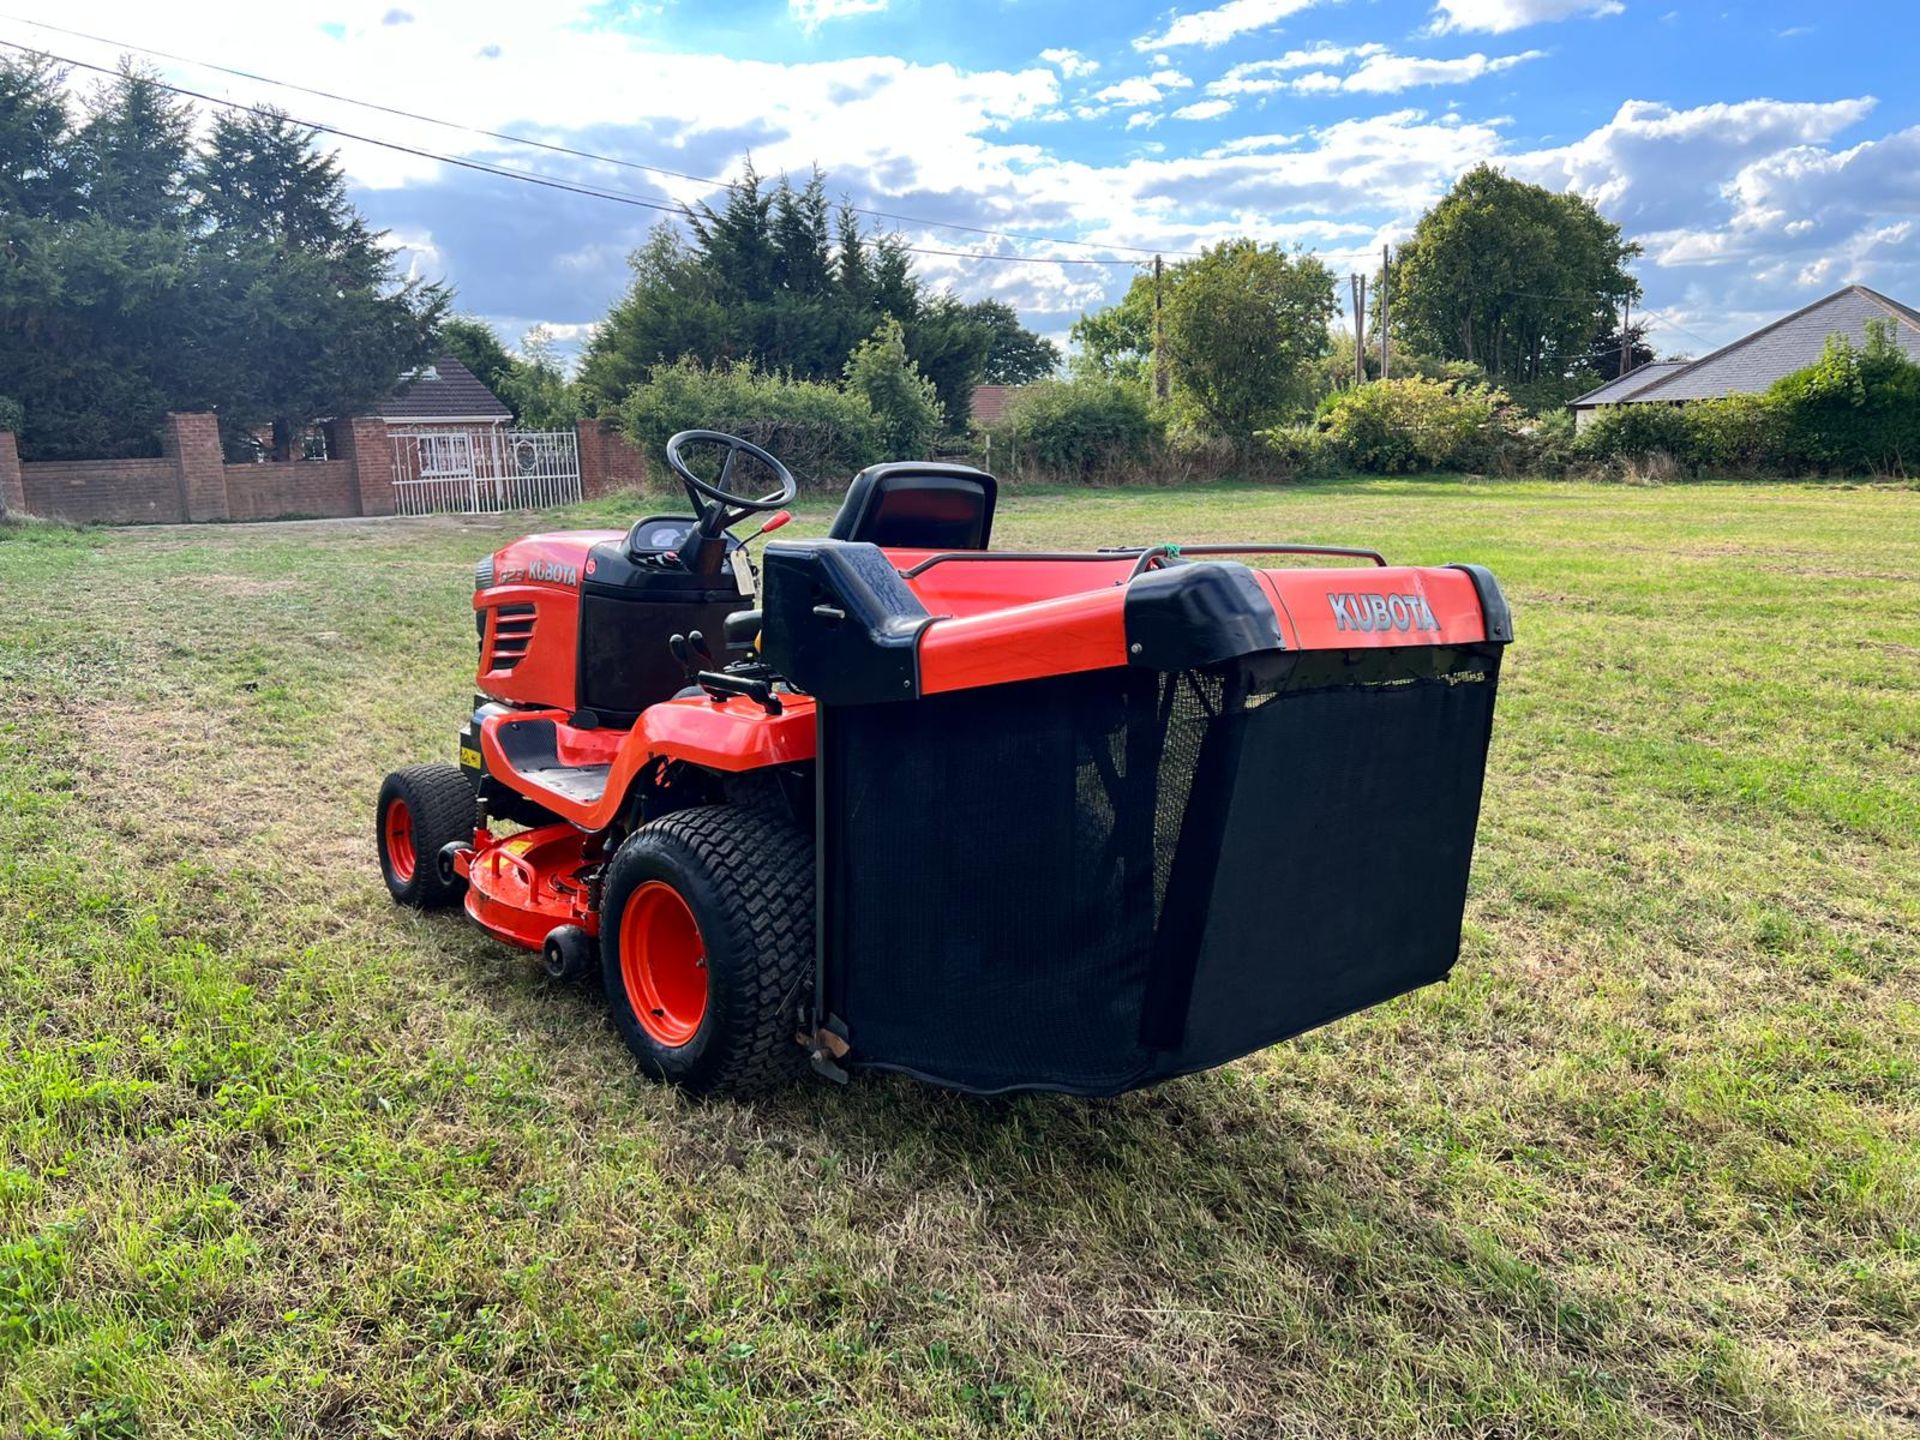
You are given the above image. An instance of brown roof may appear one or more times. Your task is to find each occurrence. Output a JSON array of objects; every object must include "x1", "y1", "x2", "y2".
[
  {"x1": 379, "y1": 354, "x2": 512, "y2": 422},
  {"x1": 971, "y1": 384, "x2": 1021, "y2": 426}
]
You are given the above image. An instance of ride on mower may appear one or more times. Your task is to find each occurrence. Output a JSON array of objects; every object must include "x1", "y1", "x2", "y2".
[{"x1": 376, "y1": 430, "x2": 1512, "y2": 1097}]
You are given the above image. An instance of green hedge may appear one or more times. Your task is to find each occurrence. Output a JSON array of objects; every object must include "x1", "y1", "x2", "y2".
[
  {"x1": 620, "y1": 358, "x2": 882, "y2": 489},
  {"x1": 982, "y1": 379, "x2": 1159, "y2": 480},
  {"x1": 1311, "y1": 377, "x2": 1514, "y2": 473},
  {"x1": 1578, "y1": 325, "x2": 1920, "y2": 476}
]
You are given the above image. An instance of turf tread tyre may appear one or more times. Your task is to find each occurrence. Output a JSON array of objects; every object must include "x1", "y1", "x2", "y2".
[
  {"x1": 601, "y1": 804, "x2": 813, "y2": 1097},
  {"x1": 377, "y1": 763, "x2": 472, "y2": 909}
]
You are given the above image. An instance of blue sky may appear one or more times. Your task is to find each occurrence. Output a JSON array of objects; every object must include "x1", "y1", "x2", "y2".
[{"x1": 16, "y1": 0, "x2": 1920, "y2": 363}]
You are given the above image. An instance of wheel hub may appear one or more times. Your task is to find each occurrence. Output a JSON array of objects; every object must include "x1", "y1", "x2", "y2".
[{"x1": 620, "y1": 881, "x2": 708, "y2": 1047}]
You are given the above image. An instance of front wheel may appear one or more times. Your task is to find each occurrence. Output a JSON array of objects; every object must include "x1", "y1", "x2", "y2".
[
  {"x1": 376, "y1": 763, "x2": 473, "y2": 909},
  {"x1": 600, "y1": 805, "x2": 813, "y2": 1096}
]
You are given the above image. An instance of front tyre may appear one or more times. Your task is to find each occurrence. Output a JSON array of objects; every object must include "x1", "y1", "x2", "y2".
[
  {"x1": 377, "y1": 763, "x2": 473, "y2": 909},
  {"x1": 601, "y1": 805, "x2": 813, "y2": 1097}
]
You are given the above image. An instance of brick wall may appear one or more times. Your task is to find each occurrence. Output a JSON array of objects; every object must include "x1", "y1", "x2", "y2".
[
  {"x1": 0, "y1": 430, "x2": 22, "y2": 517},
  {"x1": 224, "y1": 460, "x2": 359, "y2": 521},
  {"x1": 576, "y1": 417, "x2": 652, "y2": 497},
  {"x1": 22, "y1": 457, "x2": 182, "y2": 524}
]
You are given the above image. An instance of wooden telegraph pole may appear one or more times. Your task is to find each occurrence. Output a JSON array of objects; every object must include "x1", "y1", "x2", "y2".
[
  {"x1": 1379, "y1": 244, "x2": 1392, "y2": 381},
  {"x1": 1152, "y1": 255, "x2": 1169, "y2": 402},
  {"x1": 1351, "y1": 273, "x2": 1367, "y2": 385},
  {"x1": 1620, "y1": 295, "x2": 1632, "y2": 377}
]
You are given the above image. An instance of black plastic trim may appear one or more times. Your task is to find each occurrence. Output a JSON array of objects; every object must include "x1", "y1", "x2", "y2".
[
  {"x1": 1445, "y1": 563, "x2": 1515, "y2": 644},
  {"x1": 1123, "y1": 562, "x2": 1285, "y2": 671},
  {"x1": 761, "y1": 540, "x2": 933, "y2": 705}
]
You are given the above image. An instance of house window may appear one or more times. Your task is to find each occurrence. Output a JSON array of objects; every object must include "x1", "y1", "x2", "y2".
[{"x1": 418, "y1": 432, "x2": 473, "y2": 479}]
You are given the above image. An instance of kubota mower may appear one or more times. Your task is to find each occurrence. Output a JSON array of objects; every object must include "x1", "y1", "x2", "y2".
[{"x1": 376, "y1": 430, "x2": 1512, "y2": 1097}]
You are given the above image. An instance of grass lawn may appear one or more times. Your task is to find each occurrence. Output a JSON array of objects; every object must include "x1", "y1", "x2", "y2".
[{"x1": 0, "y1": 477, "x2": 1916, "y2": 1438}]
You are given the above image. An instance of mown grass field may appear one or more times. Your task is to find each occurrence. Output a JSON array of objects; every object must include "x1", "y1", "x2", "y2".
[{"x1": 1, "y1": 477, "x2": 1916, "y2": 1439}]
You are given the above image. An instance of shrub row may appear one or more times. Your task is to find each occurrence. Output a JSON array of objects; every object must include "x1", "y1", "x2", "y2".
[{"x1": 619, "y1": 358, "x2": 884, "y2": 489}]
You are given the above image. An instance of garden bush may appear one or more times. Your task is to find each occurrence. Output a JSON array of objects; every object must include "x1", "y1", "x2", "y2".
[
  {"x1": 1768, "y1": 323, "x2": 1920, "y2": 474},
  {"x1": 1316, "y1": 377, "x2": 1513, "y2": 473},
  {"x1": 1573, "y1": 401, "x2": 1696, "y2": 468},
  {"x1": 843, "y1": 319, "x2": 944, "y2": 461},
  {"x1": 984, "y1": 379, "x2": 1159, "y2": 480},
  {"x1": 620, "y1": 358, "x2": 883, "y2": 489}
]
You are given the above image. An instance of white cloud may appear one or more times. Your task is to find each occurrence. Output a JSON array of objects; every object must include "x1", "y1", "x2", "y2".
[
  {"x1": 1343, "y1": 49, "x2": 1543, "y2": 92},
  {"x1": 1148, "y1": 69, "x2": 1196, "y2": 89},
  {"x1": 1126, "y1": 111, "x2": 1161, "y2": 130},
  {"x1": 1134, "y1": 0, "x2": 1326, "y2": 52},
  {"x1": 1173, "y1": 98, "x2": 1235, "y2": 121},
  {"x1": 1509, "y1": 96, "x2": 1877, "y2": 230},
  {"x1": 1210, "y1": 45, "x2": 1539, "y2": 96},
  {"x1": 1039, "y1": 47, "x2": 1099, "y2": 79},
  {"x1": 1430, "y1": 0, "x2": 1621, "y2": 35},
  {"x1": 789, "y1": 0, "x2": 889, "y2": 30},
  {"x1": 1093, "y1": 74, "x2": 1185, "y2": 107}
]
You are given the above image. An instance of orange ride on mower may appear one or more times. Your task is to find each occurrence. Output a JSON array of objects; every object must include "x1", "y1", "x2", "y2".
[{"x1": 376, "y1": 430, "x2": 1512, "y2": 1097}]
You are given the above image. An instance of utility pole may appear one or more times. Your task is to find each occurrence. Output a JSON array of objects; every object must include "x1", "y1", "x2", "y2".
[
  {"x1": 1619, "y1": 295, "x2": 1632, "y2": 377},
  {"x1": 1379, "y1": 244, "x2": 1392, "y2": 381},
  {"x1": 1152, "y1": 255, "x2": 1169, "y2": 402},
  {"x1": 1350, "y1": 273, "x2": 1367, "y2": 385}
]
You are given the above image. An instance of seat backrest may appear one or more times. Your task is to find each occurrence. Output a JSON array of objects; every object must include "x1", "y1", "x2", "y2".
[{"x1": 827, "y1": 463, "x2": 998, "y2": 551}]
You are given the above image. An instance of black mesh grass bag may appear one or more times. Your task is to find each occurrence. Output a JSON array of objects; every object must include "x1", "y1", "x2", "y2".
[{"x1": 816, "y1": 644, "x2": 1503, "y2": 1094}]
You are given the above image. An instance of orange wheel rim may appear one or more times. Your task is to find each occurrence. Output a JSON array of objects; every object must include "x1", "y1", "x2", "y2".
[
  {"x1": 384, "y1": 799, "x2": 416, "y2": 882},
  {"x1": 620, "y1": 881, "x2": 708, "y2": 1047}
]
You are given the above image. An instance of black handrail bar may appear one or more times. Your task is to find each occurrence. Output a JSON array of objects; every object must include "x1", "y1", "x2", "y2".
[
  {"x1": 898, "y1": 543, "x2": 1389, "y2": 581},
  {"x1": 1125, "y1": 542, "x2": 1388, "y2": 580}
]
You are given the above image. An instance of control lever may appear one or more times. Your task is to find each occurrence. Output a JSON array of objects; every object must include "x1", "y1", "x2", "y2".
[
  {"x1": 687, "y1": 630, "x2": 716, "y2": 667},
  {"x1": 748, "y1": 509, "x2": 793, "y2": 543},
  {"x1": 669, "y1": 632, "x2": 697, "y2": 682}
]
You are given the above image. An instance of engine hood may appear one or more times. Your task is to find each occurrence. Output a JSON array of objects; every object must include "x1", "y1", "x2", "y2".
[{"x1": 483, "y1": 530, "x2": 624, "y2": 593}]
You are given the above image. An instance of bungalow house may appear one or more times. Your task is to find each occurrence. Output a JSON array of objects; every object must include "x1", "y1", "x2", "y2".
[
  {"x1": 380, "y1": 354, "x2": 513, "y2": 482},
  {"x1": 1570, "y1": 285, "x2": 1920, "y2": 431}
]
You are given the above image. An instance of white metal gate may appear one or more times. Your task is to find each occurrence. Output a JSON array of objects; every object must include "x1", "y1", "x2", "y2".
[{"x1": 389, "y1": 427, "x2": 582, "y2": 515}]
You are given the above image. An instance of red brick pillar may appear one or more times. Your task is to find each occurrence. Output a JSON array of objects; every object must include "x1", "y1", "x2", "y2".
[
  {"x1": 575, "y1": 417, "x2": 650, "y2": 497},
  {"x1": 335, "y1": 416, "x2": 396, "y2": 516},
  {"x1": 0, "y1": 429, "x2": 22, "y2": 519},
  {"x1": 160, "y1": 412, "x2": 228, "y2": 522}
]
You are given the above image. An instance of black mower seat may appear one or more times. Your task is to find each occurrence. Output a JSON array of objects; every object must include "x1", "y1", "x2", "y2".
[{"x1": 828, "y1": 462, "x2": 997, "y2": 551}]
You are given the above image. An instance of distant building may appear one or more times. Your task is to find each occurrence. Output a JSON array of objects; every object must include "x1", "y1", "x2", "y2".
[
  {"x1": 970, "y1": 384, "x2": 1023, "y2": 427},
  {"x1": 1570, "y1": 285, "x2": 1920, "y2": 431},
  {"x1": 379, "y1": 354, "x2": 514, "y2": 483}
]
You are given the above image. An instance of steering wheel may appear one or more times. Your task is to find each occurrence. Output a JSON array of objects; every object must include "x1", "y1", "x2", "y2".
[{"x1": 665, "y1": 430, "x2": 798, "y2": 534}]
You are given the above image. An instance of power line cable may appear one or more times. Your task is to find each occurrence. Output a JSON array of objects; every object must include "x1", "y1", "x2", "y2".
[
  {"x1": 1, "y1": 13, "x2": 1191, "y2": 260},
  {"x1": 1, "y1": 40, "x2": 1153, "y2": 267}
]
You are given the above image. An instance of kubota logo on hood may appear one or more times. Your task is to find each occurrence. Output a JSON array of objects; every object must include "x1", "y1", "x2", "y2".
[{"x1": 1329, "y1": 591, "x2": 1439, "y2": 633}]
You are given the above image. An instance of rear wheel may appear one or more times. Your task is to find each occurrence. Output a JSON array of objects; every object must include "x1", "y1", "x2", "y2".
[
  {"x1": 600, "y1": 804, "x2": 813, "y2": 1096},
  {"x1": 377, "y1": 763, "x2": 473, "y2": 909}
]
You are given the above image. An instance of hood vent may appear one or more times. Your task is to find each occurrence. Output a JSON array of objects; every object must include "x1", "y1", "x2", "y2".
[{"x1": 488, "y1": 604, "x2": 536, "y2": 671}]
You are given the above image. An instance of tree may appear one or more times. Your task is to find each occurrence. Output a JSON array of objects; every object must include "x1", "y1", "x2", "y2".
[
  {"x1": 1162, "y1": 240, "x2": 1338, "y2": 442},
  {"x1": 72, "y1": 62, "x2": 193, "y2": 231},
  {"x1": 1069, "y1": 272, "x2": 1155, "y2": 385},
  {"x1": 1389, "y1": 164, "x2": 1640, "y2": 397},
  {"x1": 498, "y1": 326, "x2": 581, "y2": 430},
  {"x1": 193, "y1": 107, "x2": 444, "y2": 458},
  {"x1": 577, "y1": 161, "x2": 1057, "y2": 432},
  {"x1": 970, "y1": 299, "x2": 1061, "y2": 384},
  {"x1": 439, "y1": 315, "x2": 519, "y2": 401},
  {"x1": 0, "y1": 51, "x2": 76, "y2": 219},
  {"x1": 844, "y1": 317, "x2": 942, "y2": 459},
  {"x1": 0, "y1": 55, "x2": 444, "y2": 461}
]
